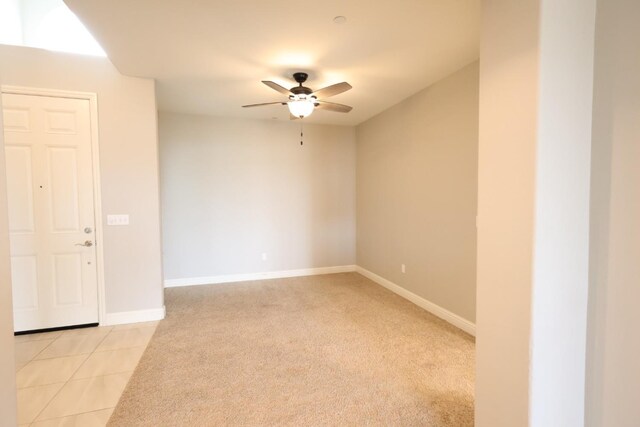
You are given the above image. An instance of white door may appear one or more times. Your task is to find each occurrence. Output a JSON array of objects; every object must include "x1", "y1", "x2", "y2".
[{"x1": 2, "y1": 92, "x2": 99, "y2": 332}]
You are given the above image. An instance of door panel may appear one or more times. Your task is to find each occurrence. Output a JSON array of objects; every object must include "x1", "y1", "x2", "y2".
[
  {"x1": 9, "y1": 256, "x2": 38, "y2": 310},
  {"x1": 2, "y1": 92, "x2": 99, "y2": 332},
  {"x1": 2, "y1": 107, "x2": 30, "y2": 131},
  {"x1": 5, "y1": 146, "x2": 36, "y2": 233},
  {"x1": 52, "y1": 253, "x2": 83, "y2": 306},
  {"x1": 48, "y1": 147, "x2": 80, "y2": 232},
  {"x1": 45, "y1": 109, "x2": 77, "y2": 134}
]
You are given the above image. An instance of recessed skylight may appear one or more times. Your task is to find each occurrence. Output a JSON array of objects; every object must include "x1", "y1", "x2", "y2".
[{"x1": 0, "y1": 0, "x2": 106, "y2": 57}]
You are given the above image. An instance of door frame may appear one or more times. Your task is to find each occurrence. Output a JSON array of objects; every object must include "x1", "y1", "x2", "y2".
[{"x1": 1, "y1": 85, "x2": 107, "y2": 327}]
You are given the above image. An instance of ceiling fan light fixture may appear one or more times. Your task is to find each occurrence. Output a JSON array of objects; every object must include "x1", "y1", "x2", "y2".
[
  {"x1": 243, "y1": 73, "x2": 352, "y2": 118},
  {"x1": 288, "y1": 99, "x2": 315, "y2": 118}
]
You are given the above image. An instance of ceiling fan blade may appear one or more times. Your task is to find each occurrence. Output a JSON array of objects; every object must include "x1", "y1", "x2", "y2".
[
  {"x1": 242, "y1": 101, "x2": 287, "y2": 108},
  {"x1": 312, "y1": 82, "x2": 352, "y2": 98},
  {"x1": 262, "y1": 81, "x2": 293, "y2": 96},
  {"x1": 315, "y1": 101, "x2": 353, "y2": 113}
]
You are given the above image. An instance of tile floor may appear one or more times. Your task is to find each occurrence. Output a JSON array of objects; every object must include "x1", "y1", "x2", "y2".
[{"x1": 14, "y1": 321, "x2": 158, "y2": 426}]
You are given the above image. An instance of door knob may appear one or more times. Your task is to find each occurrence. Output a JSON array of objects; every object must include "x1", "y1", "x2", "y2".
[{"x1": 75, "y1": 240, "x2": 93, "y2": 247}]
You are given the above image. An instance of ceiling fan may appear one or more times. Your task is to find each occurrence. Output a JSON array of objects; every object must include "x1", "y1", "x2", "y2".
[{"x1": 242, "y1": 72, "x2": 353, "y2": 119}]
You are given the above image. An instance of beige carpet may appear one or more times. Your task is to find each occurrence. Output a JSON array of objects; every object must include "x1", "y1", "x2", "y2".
[{"x1": 108, "y1": 273, "x2": 475, "y2": 426}]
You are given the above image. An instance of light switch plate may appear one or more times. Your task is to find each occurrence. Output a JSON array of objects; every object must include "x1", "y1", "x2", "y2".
[{"x1": 107, "y1": 214, "x2": 129, "y2": 226}]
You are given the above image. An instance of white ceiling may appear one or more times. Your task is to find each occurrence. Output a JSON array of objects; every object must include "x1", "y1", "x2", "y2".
[{"x1": 65, "y1": 0, "x2": 480, "y2": 126}]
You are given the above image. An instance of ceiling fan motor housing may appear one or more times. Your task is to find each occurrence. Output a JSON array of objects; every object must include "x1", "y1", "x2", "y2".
[
  {"x1": 290, "y1": 72, "x2": 313, "y2": 96},
  {"x1": 290, "y1": 86, "x2": 313, "y2": 96}
]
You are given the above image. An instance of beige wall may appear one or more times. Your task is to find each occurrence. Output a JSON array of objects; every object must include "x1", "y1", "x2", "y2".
[
  {"x1": 476, "y1": 0, "x2": 596, "y2": 425},
  {"x1": 587, "y1": 0, "x2": 640, "y2": 425},
  {"x1": 0, "y1": 44, "x2": 164, "y2": 315},
  {"x1": 356, "y1": 62, "x2": 478, "y2": 323},
  {"x1": 0, "y1": 87, "x2": 17, "y2": 427},
  {"x1": 475, "y1": 2, "x2": 539, "y2": 423},
  {"x1": 159, "y1": 112, "x2": 356, "y2": 280}
]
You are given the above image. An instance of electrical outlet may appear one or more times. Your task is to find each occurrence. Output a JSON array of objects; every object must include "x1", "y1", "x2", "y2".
[
  {"x1": 107, "y1": 214, "x2": 129, "y2": 226},
  {"x1": 401, "y1": 264, "x2": 406, "y2": 274},
  {"x1": 262, "y1": 253, "x2": 267, "y2": 261}
]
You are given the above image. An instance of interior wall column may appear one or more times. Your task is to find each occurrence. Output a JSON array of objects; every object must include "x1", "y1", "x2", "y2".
[
  {"x1": 476, "y1": 0, "x2": 596, "y2": 425},
  {"x1": 0, "y1": 91, "x2": 18, "y2": 426}
]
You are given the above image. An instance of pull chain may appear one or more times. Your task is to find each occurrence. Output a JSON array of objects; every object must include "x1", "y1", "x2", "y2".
[{"x1": 300, "y1": 121, "x2": 304, "y2": 146}]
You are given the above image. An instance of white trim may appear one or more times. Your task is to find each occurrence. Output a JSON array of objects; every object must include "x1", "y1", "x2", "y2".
[
  {"x1": 164, "y1": 265, "x2": 357, "y2": 288},
  {"x1": 1, "y1": 86, "x2": 97, "y2": 100},
  {"x1": 1, "y1": 85, "x2": 107, "y2": 326},
  {"x1": 103, "y1": 306, "x2": 166, "y2": 326},
  {"x1": 356, "y1": 266, "x2": 476, "y2": 336}
]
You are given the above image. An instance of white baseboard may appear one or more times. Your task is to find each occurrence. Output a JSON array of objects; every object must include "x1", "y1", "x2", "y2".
[
  {"x1": 356, "y1": 266, "x2": 476, "y2": 336},
  {"x1": 164, "y1": 265, "x2": 357, "y2": 288},
  {"x1": 102, "y1": 306, "x2": 166, "y2": 326}
]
